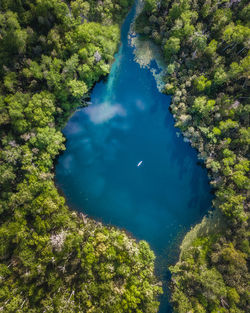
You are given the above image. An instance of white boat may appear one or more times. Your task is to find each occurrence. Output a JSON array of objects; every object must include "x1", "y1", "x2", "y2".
[{"x1": 137, "y1": 161, "x2": 143, "y2": 167}]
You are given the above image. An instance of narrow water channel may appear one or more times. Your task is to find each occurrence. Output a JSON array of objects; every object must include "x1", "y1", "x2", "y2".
[{"x1": 56, "y1": 3, "x2": 213, "y2": 312}]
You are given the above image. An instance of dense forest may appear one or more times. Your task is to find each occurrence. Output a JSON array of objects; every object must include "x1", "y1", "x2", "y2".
[
  {"x1": 1, "y1": 0, "x2": 249, "y2": 312},
  {"x1": 136, "y1": 0, "x2": 249, "y2": 312},
  {"x1": 0, "y1": 1, "x2": 162, "y2": 312}
]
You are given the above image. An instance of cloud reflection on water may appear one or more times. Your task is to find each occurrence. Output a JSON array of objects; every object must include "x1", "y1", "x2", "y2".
[{"x1": 85, "y1": 102, "x2": 127, "y2": 124}]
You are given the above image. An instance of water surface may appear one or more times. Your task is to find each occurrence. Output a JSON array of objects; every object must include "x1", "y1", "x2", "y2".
[{"x1": 56, "y1": 4, "x2": 212, "y2": 312}]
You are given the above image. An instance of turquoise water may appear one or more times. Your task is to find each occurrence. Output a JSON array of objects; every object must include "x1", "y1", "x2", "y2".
[{"x1": 56, "y1": 4, "x2": 212, "y2": 312}]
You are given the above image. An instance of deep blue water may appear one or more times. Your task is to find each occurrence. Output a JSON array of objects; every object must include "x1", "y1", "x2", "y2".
[{"x1": 56, "y1": 4, "x2": 212, "y2": 312}]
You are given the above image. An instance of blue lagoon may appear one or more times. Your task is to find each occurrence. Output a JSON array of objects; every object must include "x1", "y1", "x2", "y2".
[{"x1": 56, "y1": 3, "x2": 212, "y2": 312}]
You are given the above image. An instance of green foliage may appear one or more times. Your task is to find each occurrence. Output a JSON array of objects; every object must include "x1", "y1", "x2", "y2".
[
  {"x1": 164, "y1": 36, "x2": 180, "y2": 59},
  {"x1": 213, "y1": 66, "x2": 228, "y2": 86},
  {"x1": 192, "y1": 31, "x2": 207, "y2": 52},
  {"x1": 191, "y1": 96, "x2": 215, "y2": 117},
  {"x1": 144, "y1": 0, "x2": 157, "y2": 13},
  {"x1": 67, "y1": 79, "x2": 88, "y2": 98},
  {"x1": 205, "y1": 39, "x2": 218, "y2": 56},
  {"x1": 194, "y1": 75, "x2": 211, "y2": 92}
]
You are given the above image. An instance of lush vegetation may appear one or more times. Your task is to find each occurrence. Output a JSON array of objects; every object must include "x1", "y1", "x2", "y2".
[
  {"x1": 136, "y1": 0, "x2": 249, "y2": 312},
  {"x1": 0, "y1": 1, "x2": 162, "y2": 312}
]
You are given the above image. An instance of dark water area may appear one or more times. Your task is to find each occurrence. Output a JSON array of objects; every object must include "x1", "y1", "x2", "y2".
[{"x1": 56, "y1": 3, "x2": 212, "y2": 312}]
